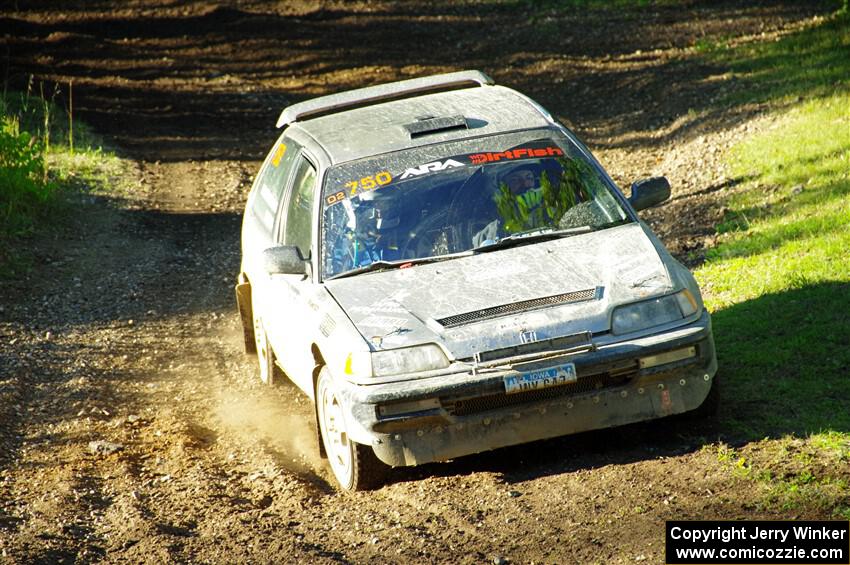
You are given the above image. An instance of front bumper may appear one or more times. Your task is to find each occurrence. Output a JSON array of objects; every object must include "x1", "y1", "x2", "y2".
[{"x1": 336, "y1": 311, "x2": 717, "y2": 467}]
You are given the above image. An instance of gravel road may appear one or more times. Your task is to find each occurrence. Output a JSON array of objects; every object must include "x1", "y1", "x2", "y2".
[{"x1": 0, "y1": 1, "x2": 836, "y2": 562}]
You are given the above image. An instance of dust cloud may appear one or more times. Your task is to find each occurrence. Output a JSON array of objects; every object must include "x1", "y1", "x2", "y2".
[
  {"x1": 206, "y1": 314, "x2": 329, "y2": 480},
  {"x1": 213, "y1": 391, "x2": 325, "y2": 477}
]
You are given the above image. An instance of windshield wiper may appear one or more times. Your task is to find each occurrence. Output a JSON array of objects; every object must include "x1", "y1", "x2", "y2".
[
  {"x1": 326, "y1": 255, "x2": 463, "y2": 281},
  {"x1": 473, "y1": 226, "x2": 592, "y2": 253}
]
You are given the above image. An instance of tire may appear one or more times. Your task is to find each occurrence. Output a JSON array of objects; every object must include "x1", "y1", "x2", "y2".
[
  {"x1": 251, "y1": 307, "x2": 280, "y2": 386},
  {"x1": 316, "y1": 367, "x2": 387, "y2": 490}
]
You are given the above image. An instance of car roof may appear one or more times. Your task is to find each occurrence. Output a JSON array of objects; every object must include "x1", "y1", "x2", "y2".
[{"x1": 284, "y1": 80, "x2": 555, "y2": 165}]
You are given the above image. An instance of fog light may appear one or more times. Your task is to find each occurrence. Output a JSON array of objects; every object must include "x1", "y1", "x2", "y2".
[{"x1": 639, "y1": 346, "x2": 696, "y2": 369}]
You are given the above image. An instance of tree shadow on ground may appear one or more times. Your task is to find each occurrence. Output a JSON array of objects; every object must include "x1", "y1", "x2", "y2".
[
  {"x1": 0, "y1": 1, "x2": 836, "y2": 162},
  {"x1": 0, "y1": 191, "x2": 243, "y2": 491},
  {"x1": 2, "y1": 193, "x2": 243, "y2": 330}
]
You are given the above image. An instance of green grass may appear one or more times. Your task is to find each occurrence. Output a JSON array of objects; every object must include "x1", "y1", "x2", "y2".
[
  {"x1": 693, "y1": 7, "x2": 850, "y2": 517},
  {"x1": 698, "y1": 95, "x2": 850, "y2": 438},
  {"x1": 0, "y1": 111, "x2": 55, "y2": 240},
  {"x1": 0, "y1": 86, "x2": 124, "y2": 277},
  {"x1": 708, "y1": 436, "x2": 850, "y2": 517},
  {"x1": 714, "y1": 7, "x2": 850, "y2": 106},
  {"x1": 704, "y1": 95, "x2": 850, "y2": 299}
]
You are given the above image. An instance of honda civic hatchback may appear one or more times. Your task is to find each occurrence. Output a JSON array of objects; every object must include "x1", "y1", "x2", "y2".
[{"x1": 236, "y1": 70, "x2": 718, "y2": 490}]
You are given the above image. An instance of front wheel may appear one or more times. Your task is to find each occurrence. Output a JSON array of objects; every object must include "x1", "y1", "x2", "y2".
[{"x1": 316, "y1": 367, "x2": 387, "y2": 490}]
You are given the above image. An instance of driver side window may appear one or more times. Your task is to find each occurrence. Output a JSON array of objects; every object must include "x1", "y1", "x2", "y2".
[{"x1": 281, "y1": 157, "x2": 317, "y2": 257}]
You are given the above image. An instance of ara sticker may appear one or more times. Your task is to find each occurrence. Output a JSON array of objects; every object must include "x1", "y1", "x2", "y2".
[
  {"x1": 399, "y1": 158, "x2": 465, "y2": 179},
  {"x1": 468, "y1": 146, "x2": 563, "y2": 165},
  {"x1": 271, "y1": 143, "x2": 287, "y2": 167}
]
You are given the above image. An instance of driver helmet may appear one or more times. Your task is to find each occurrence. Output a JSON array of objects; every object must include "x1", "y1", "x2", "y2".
[{"x1": 500, "y1": 163, "x2": 541, "y2": 195}]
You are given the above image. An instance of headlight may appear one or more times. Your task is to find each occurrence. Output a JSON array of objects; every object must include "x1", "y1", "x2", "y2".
[
  {"x1": 611, "y1": 289, "x2": 699, "y2": 335},
  {"x1": 371, "y1": 344, "x2": 450, "y2": 377}
]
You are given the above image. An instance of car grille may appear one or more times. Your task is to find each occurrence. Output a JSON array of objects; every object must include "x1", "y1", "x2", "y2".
[
  {"x1": 435, "y1": 287, "x2": 600, "y2": 328},
  {"x1": 443, "y1": 364, "x2": 638, "y2": 417},
  {"x1": 471, "y1": 331, "x2": 593, "y2": 363}
]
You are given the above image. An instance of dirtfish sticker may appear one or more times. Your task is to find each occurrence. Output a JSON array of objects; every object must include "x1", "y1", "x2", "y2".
[{"x1": 468, "y1": 146, "x2": 563, "y2": 165}]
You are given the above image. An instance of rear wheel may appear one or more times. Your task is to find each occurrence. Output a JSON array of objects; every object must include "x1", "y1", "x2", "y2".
[{"x1": 316, "y1": 367, "x2": 387, "y2": 490}]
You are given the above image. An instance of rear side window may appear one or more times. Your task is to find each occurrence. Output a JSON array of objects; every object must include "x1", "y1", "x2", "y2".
[
  {"x1": 282, "y1": 157, "x2": 317, "y2": 256},
  {"x1": 249, "y1": 137, "x2": 301, "y2": 237}
]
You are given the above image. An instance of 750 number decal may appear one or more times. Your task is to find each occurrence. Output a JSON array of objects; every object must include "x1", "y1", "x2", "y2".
[{"x1": 326, "y1": 171, "x2": 392, "y2": 205}]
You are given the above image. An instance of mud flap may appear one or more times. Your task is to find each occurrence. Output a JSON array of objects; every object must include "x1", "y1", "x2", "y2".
[
  {"x1": 313, "y1": 364, "x2": 327, "y2": 459},
  {"x1": 234, "y1": 279, "x2": 256, "y2": 354}
]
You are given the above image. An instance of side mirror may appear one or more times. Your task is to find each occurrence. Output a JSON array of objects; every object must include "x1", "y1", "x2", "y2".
[
  {"x1": 262, "y1": 245, "x2": 307, "y2": 275},
  {"x1": 628, "y1": 177, "x2": 671, "y2": 211}
]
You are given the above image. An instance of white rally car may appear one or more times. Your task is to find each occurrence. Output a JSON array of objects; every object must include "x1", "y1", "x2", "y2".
[{"x1": 236, "y1": 70, "x2": 718, "y2": 490}]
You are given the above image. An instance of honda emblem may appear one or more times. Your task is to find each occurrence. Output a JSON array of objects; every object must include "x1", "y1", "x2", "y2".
[{"x1": 519, "y1": 330, "x2": 537, "y2": 344}]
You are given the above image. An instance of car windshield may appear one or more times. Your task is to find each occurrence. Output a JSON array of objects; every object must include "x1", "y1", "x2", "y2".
[{"x1": 321, "y1": 133, "x2": 630, "y2": 278}]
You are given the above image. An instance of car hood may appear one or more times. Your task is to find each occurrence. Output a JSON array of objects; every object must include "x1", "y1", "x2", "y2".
[{"x1": 324, "y1": 223, "x2": 673, "y2": 360}]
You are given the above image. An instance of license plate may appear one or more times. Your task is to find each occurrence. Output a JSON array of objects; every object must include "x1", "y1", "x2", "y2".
[{"x1": 503, "y1": 363, "x2": 577, "y2": 395}]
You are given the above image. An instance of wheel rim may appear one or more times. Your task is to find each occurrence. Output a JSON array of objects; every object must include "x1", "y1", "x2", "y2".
[
  {"x1": 252, "y1": 315, "x2": 270, "y2": 384},
  {"x1": 319, "y1": 379, "x2": 353, "y2": 486}
]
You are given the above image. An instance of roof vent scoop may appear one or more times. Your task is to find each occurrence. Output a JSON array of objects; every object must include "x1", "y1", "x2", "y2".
[{"x1": 404, "y1": 115, "x2": 469, "y2": 138}]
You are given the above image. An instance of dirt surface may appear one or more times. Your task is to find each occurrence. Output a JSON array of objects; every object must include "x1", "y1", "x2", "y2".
[{"x1": 0, "y1": 1, "x2": 839, "y2": 563}]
